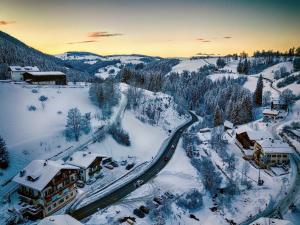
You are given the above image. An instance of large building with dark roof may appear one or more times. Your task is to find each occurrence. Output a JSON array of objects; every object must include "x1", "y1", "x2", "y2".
[{"x1": 23, "y1": 71, "x2": 67, "y2": 85}]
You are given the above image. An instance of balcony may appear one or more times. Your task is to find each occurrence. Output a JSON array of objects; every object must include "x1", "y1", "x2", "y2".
[{"x1": 18, "y1": 189, "x2": 40, "y2": 200}]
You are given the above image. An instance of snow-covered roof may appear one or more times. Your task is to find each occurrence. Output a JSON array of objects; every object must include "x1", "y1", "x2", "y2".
[
  {"x1": 38, "y1": 214, "x2": 83, "y2": 225},
  {"x1": 224, "y1": 120, "x2": 234, "y2": 129},
  {"x1": 256, "y1": 139, "x2": 293, "y2": 154},
  {"x1": 65, "y1": 151, "x2": 105, "y2": 169},
  {"x1": 250, "y1": 217, "x2": 293, "y2": 225},
  {"x1": 237, "y1": 130, "x2": 272, "y2": 141},
  {"x1": 9, "y1": 66, "x2": 39, "y2": 72},
  {"x1": 272, "y1": 99, "x2": 286, "y2": 105},
  {"x1": 13, "y1": 160, "x2": 78, "y2": 191},
  {"x1": 25, "y1": 71, "x2": 65, "y2": 76},
  {"x1": 263, "y1": 109, "x2": 279, "y2": 116}
]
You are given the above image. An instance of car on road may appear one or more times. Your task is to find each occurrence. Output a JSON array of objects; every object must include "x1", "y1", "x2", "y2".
[
  {"x1": 164, "y1": 156, "x2": 169, "y2": 161},
  {"x1": 134, "y1": 179, "x2": 144, "y2": 188},
  {"x1": 171, "y1": 144, "x2": 175, "y2": 150},
  {"x1": 133, "y1": 208, "x2": 145, "y2": 218},
  {"x1": 139, "y1": 205, "x2": 150, "y2": 214},
  {"x1": 126, "y1": 163, "x2": 135, "y2": 170},
  {"x1": 86, "y1": 177, "x2": 97, "y2": 185}
]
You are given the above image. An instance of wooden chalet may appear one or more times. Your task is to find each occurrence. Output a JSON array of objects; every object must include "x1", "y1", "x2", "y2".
[
  {"x1": 23, "y1": 71, "x2": 67, "y2": 85},
  {"x1": 13, "y1": 160, "x2": 79, "y2": 219}
]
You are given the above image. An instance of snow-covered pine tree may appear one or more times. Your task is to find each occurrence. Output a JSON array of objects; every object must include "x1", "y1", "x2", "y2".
[
  {"x1": 254, "y1": 74, "x2": 263, "y2": 106},
  {"x1": 214, "y1": 105, "x2": 222, "y2": 127},
  {"x1": 0, "y1": 135, "x2": 9, "y2": 168}
]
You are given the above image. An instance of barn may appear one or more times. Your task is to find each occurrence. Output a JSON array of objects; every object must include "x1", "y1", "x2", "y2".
[{"x1": 23, "y1": 71, "x2": 67, "y2": 85}]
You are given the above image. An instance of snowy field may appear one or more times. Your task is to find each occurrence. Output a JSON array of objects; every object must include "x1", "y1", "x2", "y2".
[
  {"x1": 207, "y1": 72, "x2": 240, "y2": 81},
  {"x1": 170, "y1": 57, "x2": 217, "y2": 74},
  {"x1": 0, "y1": 83, "x2": 104, "y2": 185}
]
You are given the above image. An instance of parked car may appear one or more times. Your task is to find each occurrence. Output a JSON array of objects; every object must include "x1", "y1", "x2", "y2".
[
  {"x1": 104, "y1": 164, "x2": 114, "y2": 170},
  {"x1": 120, "y1": 160, "x2": 127, "y2": 166},
  {"x1": 126, "y1": 163, "x2": 135, "y2": 170},
  {"x1": 134, "y1": 179, "x2": 144, "y2": 188},
  {"x1": 110, "y1": 160, "x2": 119, "y2": 167},
  {"x1": 133, "y1": 208, "x2": 145, "y2": 218},
  {"x1": 76, "y1": 180, "x2": 85, "y2": 188},
  {"x1": 86, "y1": 177, "x2": 96, "y2": 185},
  {"x1": 95, "y1": 172, "x2": 104, "y2": 179},
  {"x1": 163, "y1": 156, "x2": 169, "y2": 161},
  {"x1": 164, "y1": 191, "x2": 174, "y2": 199},
  {"x1": 139, "y1": 205, "x2": 149, "y2": 214},
  {"x1": 153, "y1": 197, "x2": 163, "y2": 205}
]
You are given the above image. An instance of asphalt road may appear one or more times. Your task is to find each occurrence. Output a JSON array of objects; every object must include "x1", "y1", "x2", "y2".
[{"x1": 68, "y1": 111, "x2": 198, "y2": 220}]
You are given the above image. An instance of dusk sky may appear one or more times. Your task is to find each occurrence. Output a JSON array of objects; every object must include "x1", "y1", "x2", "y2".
[{"x1": 0, "y1": 0, "x2": 299, "y2": 57}]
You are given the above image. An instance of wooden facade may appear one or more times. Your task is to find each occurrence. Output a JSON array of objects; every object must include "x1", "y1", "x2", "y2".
[{"x1": 23, "y1": 72, "x2": 67, "y2": 85}]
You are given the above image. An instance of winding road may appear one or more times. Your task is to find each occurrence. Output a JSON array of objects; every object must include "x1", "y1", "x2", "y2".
[{"x1": 68, "y1": 112, "x2": 198, "y2": 220}]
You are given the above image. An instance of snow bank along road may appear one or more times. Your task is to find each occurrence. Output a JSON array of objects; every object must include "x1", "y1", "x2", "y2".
[{"x1": 68, "y1": 111, "x2": 198, "y2": 220}]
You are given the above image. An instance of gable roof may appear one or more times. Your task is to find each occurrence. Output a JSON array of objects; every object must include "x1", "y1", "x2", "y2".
[
  {"x1": 257, "y1": 139, "x2": 293, "y2": 154},
  {"x1": 9, "y1": 66, "x2": 39, "y2": 72},
  {"x1": 250, "y1": 217, "x2": 293, "y2": 225},
  {"x1": 13, "y1": 160, "x2": 78, "y2": 191},
  {"x1": 24, "y1": 71, "x2": 65, "y2": 76},
  {"x1": 224, "y1": 120, "x2": 234, "y2": 129},
  {"x1": 38, "y1": 215, "x2": 83, "y2": 225},
  {"x1": 237, "y1": 129, "x2": 272, "y2": 141},
  {"x1": 263, "y1": 109, "x2": 279, "y2": 116},
  {"x1": 65, "y1": 151, "x2": 105, "y2": 169}
]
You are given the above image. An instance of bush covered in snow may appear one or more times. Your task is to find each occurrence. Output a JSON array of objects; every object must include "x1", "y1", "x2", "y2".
[
  {"x1": 176, "y1": 189, "x2": 203, "y2": 212},
  {"x1": 277, "y1": 73, "x2": 300, "y2": 88},
  {"x1": 108, "y1": 123, "x2": 131, "y2": 146},
  {"x1": 191, "y1": 156, "x2": 222, "y2": 196},
  {"x1": 28, "y1": 105, "x2": 37, "y2": 111}
]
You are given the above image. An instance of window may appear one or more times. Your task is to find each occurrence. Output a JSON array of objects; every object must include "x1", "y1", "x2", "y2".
[
  {"x1": 54, "y1": 203, "x2": 57, "y2": 207},
  {"x1": 59, "y1": 198, "x2": 64, "y2": 204},
  {"x1": 47, "y1": 206, "x2": 51, "y2": 211},
  {"x1": 71, "y1": 192, "x2": 73, "y2": 196},
  {"x1": 66, "y1": 195, "x2": 69, "y2": 200}
]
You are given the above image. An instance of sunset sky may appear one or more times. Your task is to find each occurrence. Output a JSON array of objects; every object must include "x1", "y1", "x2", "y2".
[{"x1": 0, "y1": 0, "x2": 299, "y2": 57}]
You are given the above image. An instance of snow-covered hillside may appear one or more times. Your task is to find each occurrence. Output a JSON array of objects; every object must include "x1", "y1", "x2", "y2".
[
  {"x1": 56, "y1": 52, "x2": 160, "y2": 79},
  {"x1": 0, "y1": 83, "x2": 102, "y2": 183},
  {"x1": 170, "y1": 57, "x2": 218, "y2": 74}
]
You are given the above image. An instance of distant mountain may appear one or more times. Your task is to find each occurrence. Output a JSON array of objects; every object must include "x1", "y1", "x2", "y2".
[
  {"x1": 56, "y1": 51, "x2": 162, "y2": 79},
  {"x1": 0, "y1": 31, "x2": 91, "y2": 81}
]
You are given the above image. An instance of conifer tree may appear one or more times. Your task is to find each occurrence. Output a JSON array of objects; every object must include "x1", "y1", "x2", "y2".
[{"x1": 254, "y1": 74, "x2": 263, "y2": 106}]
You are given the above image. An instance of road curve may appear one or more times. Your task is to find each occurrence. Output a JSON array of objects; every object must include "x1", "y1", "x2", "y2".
[{"x1": 68, "y1": 111, "x2": 198, "y2": 220}]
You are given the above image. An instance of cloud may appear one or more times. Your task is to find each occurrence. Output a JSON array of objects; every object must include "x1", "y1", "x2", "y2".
[
  {"x1": 67, "y1": 40, "x2": 98, "y2": 44},
  {"x1": 196, "y1": 38, "x2": 211, "y2": 43},
  {"x1": 0, "y1": 20, "x2": 15, "y2": 26},
  {"x1": 223, "y1": 36, "x2": 232, "y2": 39},
  {"x1": 88, "y1": 31, "x2": 123, "y2": 38}
]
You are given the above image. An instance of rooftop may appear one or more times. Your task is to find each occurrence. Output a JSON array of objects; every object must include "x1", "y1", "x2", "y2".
[
  {"x1": 65, "y1": 151, "x2": 106, "y2": 169},
  {"x1": 256, "y1": 139, "x2": 294, "y2": 154},
  {"x1": 224, "y1": 120, "x2": 234, "y2": 129},
  {"x1": 263, "y1": 109, "x2": 279, "y2": 115},
  {"x1": 9, "y1": 66, "x2": 39, "y2": 72},
  {"x1": 237, "y1": 130, "x2": 272, "y2": 141},
  {"x1": 13, "y1": 160, "x2": 78, "y2": 191},
  {"x1": 25, "y1": 71, "x2": 65, "y2": 76}
]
